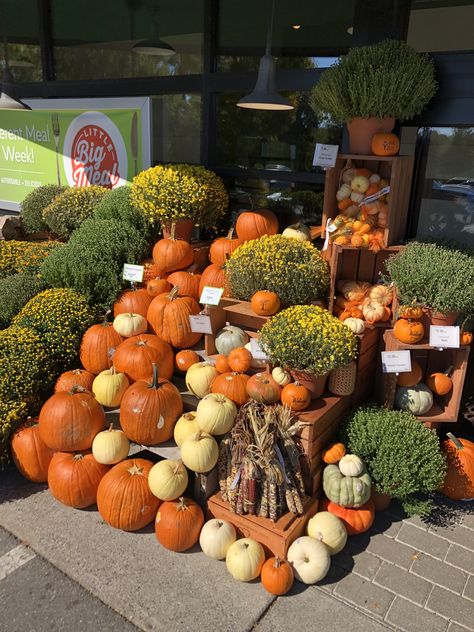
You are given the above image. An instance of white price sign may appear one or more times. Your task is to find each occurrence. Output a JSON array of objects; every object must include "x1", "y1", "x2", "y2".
[
  {"x1": 250, "y1": 337, "x2": 269, "y2": 361},
  {"x1": 381, "y1": 350, "x2": 412, "y2": 374},
  {"x1": 199, "y1": 286, "x2": 224, "y2": 306},
  {"x1": 188, "y1": 314, "x2": 213, "y2": 334},
  {"x1": 429, "y1": 325, "x2": 460, "y2": 349},
  {"x1": 312, "y1": 143, "x2": 339, "y2": 169},
  {"x1": 122, "y1": 263, "x2": 144, "y2": 283}
]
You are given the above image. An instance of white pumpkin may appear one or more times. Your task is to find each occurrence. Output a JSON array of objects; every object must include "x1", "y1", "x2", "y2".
[
  {"x1": 395, "y1": 384, "x2": 433, "y2": 415},
  {"x1": 307, "y1": 511, "x2": 347, "y2": 556},
  {"x1": 173, "y1": 412, "x2": 200, "y2": 447},
  {"x1": 148, "y1": 459, "x2": 188, "y2": 501},
  {"x1": 185, "y1": 362, "x2": 219, "y2": 399},
  {"x1": 350, "y1": 190, "x2": 364, "y2": 203},
  {"x1": 199, "y1": 519, "x2": 236, "y2": 560},
  {"x1": 281, "y1": 222, "x2": 311, "y2": 242},
  {"x1": 195, "y1": 393, "x2": 237, "y2": 436},
  {"x1": 92, "y1": 424, "x2": 130, "y2": 465},
  {"x1": 180, "y1": 431, "x2": 218, "y2": 473},
  {"x1": 272, "y1": 366, "x2": 291, "y2": 386},
  {"x1": 215, "y1": 326, "x2": 249, "y2": 355},
  {"x1": 336, "y1": 183, "x2": 351, "y2": 201},
  {"x1": 339, "y1": 454, "x2": 364, "y2": 477},
  {"x1": 226, "y1": 538, "x2": 265, "y2": 582},
  {"x1": 113, "y1": 312, "x2": 147, "y2": 338},
  {"x1": 343, "y1": 317, "x2": 365, "y2": 334},
  {"x1": 351, "y1": 175, "x2": 370, "y2": 193},
  {"x1": 287, "y1": 536, "x2": 330, "y2": 584},
  {"x1": 369, "y1": 173, "x2": 381, "y2": 184},
  {"x1": 368, "y1": 285, "x2": 393, "y2": 306},
  {"x1": 92, "y1": 366, "x2": 129, "y2": 407}
]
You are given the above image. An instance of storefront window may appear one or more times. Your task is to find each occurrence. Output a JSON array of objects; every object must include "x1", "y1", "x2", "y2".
[
  {"x1": 51, "y1": 0, "x2": 203, "y2": 80},
  {"x1": 407, "y1": 1, "x2": 474, "y2": 52},
  {"x1": 416, "y1": 127, "x2": 474, "y2": 248},
  {"x1": 152, "y1": 94, "x2": 201, "y2": 164},
  {"x1": 0, "y1": 0, "x2": 42, "y2": 82}
]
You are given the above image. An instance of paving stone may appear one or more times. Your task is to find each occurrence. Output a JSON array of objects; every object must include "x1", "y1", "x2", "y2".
[
  {"x1": 463, "y1": 575, "x2": 474, "y2": 601},
  {"x1": 429, "y1": 524, "x2": 474, "y2": 552},
  {"x1": 411, "y1": 553, "x2": 468, "y2": 594},
  {"x1": 333, "y1": 571, "x2": 394, "y2": 618},
  {"x1": 371, "y1": 513, "x2": 402, "y2": 538},
  {"x1": 446, "y1": 545, "x2": 474, "y2": 574},
  {"x1": 374, "y1": 562, "x2": 432, "y2": 606},
  {"x1": 317, "y1": 561, "x2": 348, "y2": 593},
  {"x1": 460, "y1": 510, "x2": 474, "y2": 531},
  {"x1": 346, "y1": 531, "x2": 372, "y2": 554},
  {"x1": 403, "y1": 515, "x2": 430, "y2": 531},
  {"x1": 332, "y1": 547, "x2": 382, "y2": 580},
  {"x1": 385, "y1": 596, "x2": 448, "y2": 632},
  {"x1": 426, "y1": 585, "x2": 474, "y2": 629},
  {"x1": 447, "y1": 623, "x2": 472, "y2": 632},
  {"x1": 397, "y1": 523, "x2": 450, "y2": 560},
  {"x1": 367, "y1": 532, "x2": 417, "y2": 570},
  {"x1": 0, "y1": 527, "x2": 18, "y2": 557}
]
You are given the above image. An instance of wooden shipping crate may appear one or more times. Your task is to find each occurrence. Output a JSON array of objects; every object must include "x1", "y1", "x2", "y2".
[
  {"x1": 300, "y1": 461, "x2": 324, "y2": 498},
  {"x1": 295, "y1": 394, "x2": 351, "y2": 446},
  {"x1": 377, "y1": 330, "x2": 471, "y2": 425},
  {"x1": 206, "y1": 493, "x2": 319, "y2": 558}
]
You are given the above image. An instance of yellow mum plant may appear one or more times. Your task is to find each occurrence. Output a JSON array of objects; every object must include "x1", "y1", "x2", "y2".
[
  {"x1": 130, "y1": 164, "x2": 228, "y2": 229},
  {"x1": 260, "y1": 305, "x2": 358, "y2": 375},
  {"x1": 226, "y1": 235, "x2": 329, "y2": 306},
  {"x1": 0, "y1": 399, "x2": 28, "y2": 467},
  {"x1": 0, "y1": 240, "x2": 61, "y2": 279}
]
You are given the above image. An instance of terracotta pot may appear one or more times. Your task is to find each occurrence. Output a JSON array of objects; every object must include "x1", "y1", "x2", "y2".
[
  {"x1": 423, "y1": 309, "x2": 459, "y2": 326},
  {"x1": 289, "y1": 370, "x2": 328, "y2": 400},
  {"x1": 346, "y1": 117, "x2": 396, "y2": 155},
  {"x1": 162, "y1": 219, "x2": 195, "y2": 241},
  {"x1": 371, "y1": 486, "x2": 391, "y2": 512}
]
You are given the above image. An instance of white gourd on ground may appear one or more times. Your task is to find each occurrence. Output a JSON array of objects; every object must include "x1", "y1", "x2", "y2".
[{"x1": 199, "y1": 519, "x2": 236, "y2": 560}]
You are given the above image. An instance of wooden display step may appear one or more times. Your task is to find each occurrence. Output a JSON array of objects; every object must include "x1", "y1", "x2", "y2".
[{"x1": 206, "y1": 493, "x2": 319, "y2": 558}]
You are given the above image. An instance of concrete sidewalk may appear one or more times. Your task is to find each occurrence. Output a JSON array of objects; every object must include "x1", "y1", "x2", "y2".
[{"x1": 1, "y1": 464, "x2": 473, "y2": 632}]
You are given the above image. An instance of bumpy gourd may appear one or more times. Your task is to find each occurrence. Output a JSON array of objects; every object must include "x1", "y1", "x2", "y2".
[{"x1": 323, "y1": 463, "x2": 372, "y2": 508}]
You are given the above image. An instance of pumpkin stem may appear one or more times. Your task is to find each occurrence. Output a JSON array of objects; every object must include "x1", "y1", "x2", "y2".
[
  {"x1": 173, "y1": 460, "x2": 183, "y2": 475},
  {"x1": 127, "y1": 462, "x2": 144, "y2": 476},
  {"x1": 274, "y1": 556, "x2": 281, "y2": 568},
  {"x1": 73, "y1": 453, "x2": 84, "y2": 461},
  {"x1": 226, "y1": 227, "x2": 234, "y2": 240},
  {"x1": 101, "y1": 310, "x2": 112, "y2": 326},
  {"x1": 443, "y1": 365, "x2": 453, "y2": 377},
  {"x1": 150, "y1": 363, "x2": 160, "y2": 389},
  {"x1": 70, "y1": 385, "x2": 86, "y2": 395},
  {"x1": 110, "y1": 365, "x2": 116, "y2": 376},
  {"x1": 168, "y1": 286, "x2": 180, "y2": 301},
  {"x1": 170, "y1": 222, "x2": 176, "y2": 240},
  {"x1": 447, "y1": 432, "x2": 464, "y2": 450},
  {"x1": 107, "y1": 423, "x2": 114, "y2": 432},
  {"x1": 177, "y1": 496, "x2": 187, "y2": 510}
]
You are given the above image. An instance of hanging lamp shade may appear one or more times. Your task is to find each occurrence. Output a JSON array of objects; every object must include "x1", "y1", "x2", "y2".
[
  {"x1": 237, "y1": 53, "x2": 293, "y2": 110},
  {"x1": 0, "y1": 68, "x2": 30, "y2": 110},
  {"x1": 132, "y1": 38, "x2": 175, "y2": 56}
]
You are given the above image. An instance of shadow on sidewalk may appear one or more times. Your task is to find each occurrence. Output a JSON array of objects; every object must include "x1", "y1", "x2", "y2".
[{"x1": 0, "y1": 463, "x2": 46, "y2": 504}]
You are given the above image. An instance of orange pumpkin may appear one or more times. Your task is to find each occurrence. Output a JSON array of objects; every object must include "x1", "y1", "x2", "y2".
[
  {"x1": 175, "y1": 349, "x2": 200, "y2": 372},
  {"x1": 394, "y1": 318, "x2": 425, "y2": 344},
  {"x1": 113, "y1": 288, "x2": 153, "y2": 318},
  {"x1": 280, "y1": 381, "x2": 311, "y2": 411},
  {"x1": 371, "y1": 133, "x2": 400, "y2": 157},
  {"x1": 397, "y1": 358, "x2": 423, "y2": 387},
  {"x1": 80, "y1": 317, "x2": 124, "y2": 375},
  {"x1": 250, "y1": 290, "x2": 281, "y2": 316},
  {"x1": 261, "y1": 556, "x2": 294, "y2": 596},
  {"x1": 198, "y1": 263, "x2": 228, "y2": 297},
  {"x1": 398, "y1": 305, "x2": 424, "y2": 320},
  {"x1": 146, "y1": 277, "x2": 172, "y2": 297},
  {"x1": 167, "y1": 271, "x2": 201, "y2": 301},
  {"x1": 54, "y1": 368, "x2": 95, "y2": 393},
  {"x1": 113, "y1": 334, "x2": 174, "y2": 382},
  {"x1": 460, "y1": 331, "x2": 473, "y2": 346},
  {"x1": 11, "y1": 421, "x2": 56, "y2": 483},
  {"x1": 47, "y1": 451, "x2": 109, "y2": 509},
  {"x1": 246, "y1": 372, "x2": 282, "y2": 404},
  {"x1": 211, "y1": 372, "x2": 250, "y2": 406},
  {"x1": 209, "y1": 228, "x2": 242, "y2": 265},
  {"x1": 426, "y1": 371, "x2": 453, "y2": 396},
  {"x1": 141, "y1": 259, "x2": 162, "y2": 284},
  {"x1": 228, "y1": 347, "x2": 252, "y2": 373},
  {"x1": 147, "y1": 286, "x2": 202, "y2": 349},
  {"x1": 120, "y1": 364, "x2": 183, "y2": 445},
  {"x1": 97, "y1": 458, "x2": 160, "y2": 531},
  {"x1": 322, "y1": 442, "x2": 346, "y2": 464},
  {"x1": 350, "y1": 234, "x2": 364, "y2": 248},
  {"x1": 355, "y1": 167, "x2": 372, "y2": 178},
  {"x1": 320, "y1": 497, "x2": 375, "y2": 535},
  {"x1": 152, "y1": 226, "x2": 194, "y2": 274},
  {"x1": 441, "y1": 433, "x2": 474, "y2": 500},
  {"x1": 215, "y1": 355, "x2": 231, "y2": 373},
  {"x1": 155, "y1": 496, "x2": 204, "y2": 552},
  {"x1": 235, "y1": 209, "x2": 279, "y2": 241}
]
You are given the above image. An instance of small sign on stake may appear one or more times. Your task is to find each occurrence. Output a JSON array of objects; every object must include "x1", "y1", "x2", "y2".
[
  {"x1": 188, "y1": 314, "x2": 213, "y2": 335},
  {"x1": 312, "y1": 143, "x2": 339, "y2": 169},
  {"x1": 381, "y1": 350, "x2": 412, "y2": 374},
  {"x1": 123, "y1": 263, "x2": 144, "y2": 283},
  {"x1": 199, "y1": 286, "x2": 224, "y2": 306},
  {"x1": 429, "y1": 325, "x2": 460, "y2": 349}
]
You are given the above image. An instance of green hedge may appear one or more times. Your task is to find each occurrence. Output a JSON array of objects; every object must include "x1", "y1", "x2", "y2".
[
  {"x1": 0, "y1": 273, "x2": 45, "y2": 329},
  {"x1": 20, "y1": 184, "x2": 67, "y2": 234}
]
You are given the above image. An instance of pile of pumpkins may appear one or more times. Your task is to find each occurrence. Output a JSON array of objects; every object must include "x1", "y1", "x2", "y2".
[{"x1": 334, "y1": 279, "x2": 393, "y2": 332}]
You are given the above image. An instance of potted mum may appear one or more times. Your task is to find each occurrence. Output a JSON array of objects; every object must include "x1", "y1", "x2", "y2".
[
  {"x1": 310, "y1": 40, "x2": 437, "y2": 154},
  {"x1": 130, "y1": 164, "x2": 228, "y2": 240},
  {"x1": 259, "y1": 305, "x2": 358, "y2": 398}
]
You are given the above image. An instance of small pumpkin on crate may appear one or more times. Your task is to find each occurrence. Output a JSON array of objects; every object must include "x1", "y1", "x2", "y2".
[
  {"x1": 246, "y1": 371, "x2": 282, "y2": 404},
  {"x1": 228, "y1": 347, "x2": 252, "y2": 373},
  {"x1": 398, "y1": 305, "x2": 424, "y2": 320},
  {"x1": 322, "y1": 442, "x2": 346, "y2": 464},
  {"x1": 460, "y1": 330, "x2": 473, "y2": 346},
  {"x1": 394, "y1": 383, "x2": 433, "y2": 415},
  {"x1": 394, "y1": 318, "x2": 425, "y2": 344},
  {"x1": 250, "y1": 290, "x2": 281, "y2": 316},
  {"x1": 280, "y1": 381, "x2": 311, "y2": 411},
  {"x1": 396, "y1": 357, "x2": 423, "y2": 387},
  {"x1": 175, "y1": 349, "x2": 200, "y2": 372},
  {"x1": 426, "y1": 368, "x2": 453, "y2": 396}
]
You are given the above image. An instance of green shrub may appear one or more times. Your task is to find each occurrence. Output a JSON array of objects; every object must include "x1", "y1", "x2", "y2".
[
  {"x1": 0, "y1": 240, "x2": 61, "y2": 279},
  {"x1": 12, "y1": 288, "x2": 95, "y2": 368},
  {"x1": 94, "y1": 185, "x2": 158, "y2": 242},
  {"x1": 0, "y1": 273, "x2": 45, "y2": 329},
  {"x1": 42, "y1": 185, "x2": 108, "y2": 239},
  {"x1": 40, "y1": 219, "x2": 148, "y2": 310},
  {"x1": 0, "y1": 399, "x2": 29, "y2": 467},
  {"x1": 339, "y1": 406, "x2": 447, "y2": 516},
  {"x1": 20, "y1": 184, "x2": 67, "y2": 234}
]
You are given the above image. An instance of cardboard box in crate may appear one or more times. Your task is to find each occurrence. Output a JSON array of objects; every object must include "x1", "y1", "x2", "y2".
[
  {"x1": 206, "y1": 493, "x2": 319, "y2": 558},
  {"x1": 377, "y1": 330, "x2": 470, "y2": 425}
]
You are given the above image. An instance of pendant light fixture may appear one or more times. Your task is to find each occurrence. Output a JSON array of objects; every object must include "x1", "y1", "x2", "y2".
[
  {"x1": 237, "y1": 0, "x2": 293, "y2": 111},
  {"x1": 132, "y1": 3, "x2": 175, "y2": 56}
]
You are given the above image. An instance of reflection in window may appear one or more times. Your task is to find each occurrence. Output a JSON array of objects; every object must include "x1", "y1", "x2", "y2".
[
  {"x1": 0, "y1": 0, "x2": 42, "y2": 82},
  {"x1": 408, "y1": 1, "x2": 474, "y2": 52},
  {"x1": 216, "y1": 92, "x2": 343, "y2": 173},
  {"x1": 51, "y1": 0, "x2": 203, "y2": 80},
  {"x1": 416, "y1": 127, "x2": 474, "y2": 248},
  {"x1": 152, "y1": 94, "x2": 201, "y2": 164}
]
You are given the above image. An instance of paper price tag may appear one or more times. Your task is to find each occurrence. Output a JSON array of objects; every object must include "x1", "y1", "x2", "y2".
[
  {"x1": 199, "y1": 286, "x2": 224, "y2": 306},
  {"x1": 122, "y1": 263, "x2": 144, "y2": 283},
  {"x1": 381, "y1": 350, "x2": 412, "y2": 374},
  {"x1": 429, "y1": 325, "x2": 460, "y2": 349},
  {"x1": 250, "y1": 338, "x2": 269, "y2": 361},
  {"x1": 188, "y1": 314, "x2": 213, "y2": 334},
  {"x1": 312, "y1": 143, "x2": 339, "y2": 169}
]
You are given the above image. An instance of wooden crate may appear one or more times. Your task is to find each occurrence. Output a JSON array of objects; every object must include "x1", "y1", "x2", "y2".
[
  {"x1": 321, "y1": 154, "x2": 414, "y2": 249},
  {"x1": 206, "y1": 493, "x2": 319, "y2": 558},
  {"x1": 377, "y1": 330, "x2": 471, "y2": 424}
]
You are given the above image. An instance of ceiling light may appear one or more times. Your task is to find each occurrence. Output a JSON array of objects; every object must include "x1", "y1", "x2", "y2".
[
  {"x1": 132, "y1": 38, "x2": 175, "y2": 56},
  {"x1": 292, "y1": 25, "x2": 301, "y2": 30}
]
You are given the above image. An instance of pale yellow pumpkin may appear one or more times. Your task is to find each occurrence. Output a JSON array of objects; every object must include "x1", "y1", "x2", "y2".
[
  {"x1": 148, "y1": 459, "x2": 188, "y2": 501},
  {"x1": 307, "y1": 511, "x2": 347, "y2": 555},
  {"x1": 343, "y1": 317, "x2": 365, "y2": 334},
  {"x1": 199, "y1": 519, "x2": 236, "y2": 560},
  {"x1": 351, "y1": 175, "x2": 370, "y2": 193},
  {"x1": 226, "y1": 538, "x2": 265, "y2": 582},
  {"x1": 195, "y1": 393, "x2": 237, "y2": 436},
  {"x1": 271, "y1": 366, "x2": 292, "y2": 386},
  {"x1": 185, "y1": 362, "x2": 219, "y2": 399},
  {"x1": 367, "y1": 285, "x2": 393, "y2": 307},
  {"x1": 112, "y1": 312, "x2": 147, "y2": 338},
  {"x1": 92, "y1": 366, "x2": 129, "y2": 407},
  {"x1": 281, "y1": 222, "x2": 311, "y2": 242},
  {"x1": 173, "y1": 412, "x2": 200, "y2": 447},
  {"x1": 362, "y1": 301, "x2": 389, "y2": 324},
  {"x1": 336, "y1": 183, "x2": 351, "y2": 201},
  {"x1": 92, "y1": 424, "x2": 130, "y2": 464},
  {"x1": 180, "y1": 431, "x2": 218, "y2": 473},
  {"x1": 287, "y1": 536, "x2": 330, "y2": 584}
]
